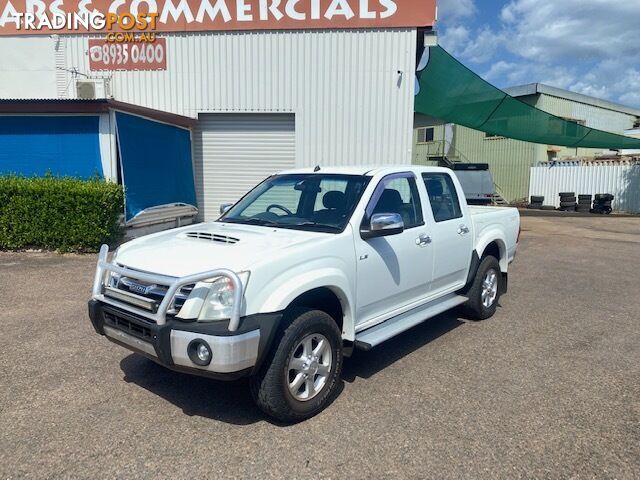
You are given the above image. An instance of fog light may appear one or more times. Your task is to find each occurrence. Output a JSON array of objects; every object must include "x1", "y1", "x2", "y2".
[{"x1": 187, "y1": 339, "x2": 212, "y2": 366}]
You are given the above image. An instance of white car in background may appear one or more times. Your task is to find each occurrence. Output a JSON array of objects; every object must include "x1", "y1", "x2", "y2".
[{"x1": 450, "y1": 163, "x2": 497, "y2": 205}]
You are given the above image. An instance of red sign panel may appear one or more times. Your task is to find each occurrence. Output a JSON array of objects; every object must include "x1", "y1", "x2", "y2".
[
  {"x1": 0, "y1": 0, "x2": 437, "y2": 35},
  {"x1": 88, "y1": 38, "x2": 167, "y2": 71}
]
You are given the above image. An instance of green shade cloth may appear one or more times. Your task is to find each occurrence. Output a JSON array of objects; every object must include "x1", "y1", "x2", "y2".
[{"x1": 415, "y1": 46, "x2": 640, "y2": 150}]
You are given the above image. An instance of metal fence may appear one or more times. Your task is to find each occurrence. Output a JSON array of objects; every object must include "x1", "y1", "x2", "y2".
[{"x1": 529, "y1": 163, "x2": 640, "y2": 213}]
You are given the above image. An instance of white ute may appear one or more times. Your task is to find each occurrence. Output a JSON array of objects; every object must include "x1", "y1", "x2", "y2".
[{"x1": 89, "y1": 166, "x2": 520, "y2": 422}]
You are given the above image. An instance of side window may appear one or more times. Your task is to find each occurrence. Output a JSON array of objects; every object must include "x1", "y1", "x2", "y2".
[
  {"x1": 422, "y1": 173, "x2": 463, "y2": 223},
  {"x1": 366, "y1": 174, "x2": 424, "y2": 229}
]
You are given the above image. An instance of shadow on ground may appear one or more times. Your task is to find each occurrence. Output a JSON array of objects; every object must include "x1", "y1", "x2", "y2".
[
  {"x1": 343, "y1": 311, "x2": 465, "y2": 382},
  {"x1": 119, "y1": 310, "x2": 468, "y2": 424},
  {"x1": 120, "y1": 354, "x2": 265, "y2": 425}
]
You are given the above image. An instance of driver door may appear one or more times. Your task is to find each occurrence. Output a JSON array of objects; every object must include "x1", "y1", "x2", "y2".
[{"x1": 353, "y1": 173, "x2": 435, "y2": 328}]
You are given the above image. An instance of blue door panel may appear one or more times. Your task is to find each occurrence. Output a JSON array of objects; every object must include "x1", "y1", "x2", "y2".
[
  {"x1": 0, "y1": 116, "x2": 102, "y2": 178},
  {"x1": 116, "y1": 112, "x2": 196, "y2": 221}
]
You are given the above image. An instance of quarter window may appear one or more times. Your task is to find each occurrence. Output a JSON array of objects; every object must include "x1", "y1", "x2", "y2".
[{"x1": 422, "y1": 173, "x2": 463, "y2": 222}]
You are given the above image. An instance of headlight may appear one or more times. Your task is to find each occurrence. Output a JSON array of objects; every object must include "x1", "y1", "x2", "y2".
[{"x1": 198, "y1": 272, "x2": 249, "y2": 321}]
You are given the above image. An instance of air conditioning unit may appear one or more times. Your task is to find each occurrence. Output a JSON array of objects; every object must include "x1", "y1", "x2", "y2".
[{"x1": 76, "y1": 79, "x2": 108, "y2": 99}]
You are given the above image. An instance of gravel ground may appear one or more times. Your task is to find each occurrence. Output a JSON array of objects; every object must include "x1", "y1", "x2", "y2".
[{"x1": 1, "y1": 215, "x2": 639, "y2": 479}]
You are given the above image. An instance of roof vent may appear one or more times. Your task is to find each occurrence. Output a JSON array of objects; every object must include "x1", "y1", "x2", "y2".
[{"x1": 185, "y1": 232, "x2": 240, "y2": 244}]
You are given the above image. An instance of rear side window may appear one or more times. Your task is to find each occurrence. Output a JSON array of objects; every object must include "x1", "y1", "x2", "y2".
[{"x1": 422, "y1": 173, "x2": 463, "y2": 222}]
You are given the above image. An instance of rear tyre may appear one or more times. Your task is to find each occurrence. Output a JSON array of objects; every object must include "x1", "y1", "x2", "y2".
[
  {"x1": 461, "y1": 256, "x2": 502, "y2": 320},
  {"x1": 250, "y1": 308, "x2": 343, "y2": 423}
]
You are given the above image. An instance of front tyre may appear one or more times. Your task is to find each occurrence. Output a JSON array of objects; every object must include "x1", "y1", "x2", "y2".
[
  {"x1": 461, "y1": 256, "x2": 502, "y2": 320},
  {"x1": 250, "y1": 308, "x2": 343, "y2": 423}
]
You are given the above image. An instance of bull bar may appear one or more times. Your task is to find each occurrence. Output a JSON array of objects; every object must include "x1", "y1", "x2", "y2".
[{"x1": 91, "y1": 244, "x2": 243, "y2": 331}]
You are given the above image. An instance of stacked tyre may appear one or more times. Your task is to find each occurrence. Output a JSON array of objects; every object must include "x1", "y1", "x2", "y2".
[
  {"x1": 592, "y1": 194, "x2": 613, "y2": 214},
  {"x1": 576, "y1": 194, "x2": 592, "y2": 213},
  {"x1": 529, "y1": 196, "x2": 544, "y2": 209},
  {"x1": 559, "y1": 192, "x2": 577, "y2": 212}
]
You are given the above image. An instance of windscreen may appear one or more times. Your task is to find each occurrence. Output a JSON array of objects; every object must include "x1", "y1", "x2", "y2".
[{"x1": 220, "y1": 174, "x2": 370, "y2": 233}]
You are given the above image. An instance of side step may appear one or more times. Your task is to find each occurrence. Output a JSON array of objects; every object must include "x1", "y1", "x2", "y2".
[{"x1": 354, "y1": 294, "x2": 468, "y2": 351}]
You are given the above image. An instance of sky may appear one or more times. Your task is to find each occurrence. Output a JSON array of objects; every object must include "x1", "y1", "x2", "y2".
[{"x1": 436, "y1": 0, "x2": 640, "y2": 108}]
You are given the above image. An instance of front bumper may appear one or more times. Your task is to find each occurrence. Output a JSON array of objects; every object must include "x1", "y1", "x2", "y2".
[{"x1": 89, "y1": 300, "x2": 282, "y2": 380}]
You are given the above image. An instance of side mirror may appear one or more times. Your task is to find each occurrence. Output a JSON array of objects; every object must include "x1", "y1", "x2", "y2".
[
  {"x1": 361, "y1": 213, "x2": 404, "y2": 239},
  {"x1": 220, "y1": 203, "x2": 233, "y2": 215}
]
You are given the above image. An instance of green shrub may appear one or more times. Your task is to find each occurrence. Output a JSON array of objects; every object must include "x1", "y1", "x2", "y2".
[{"x1": 0, "y1": 175, "x2": 124, "y2": 252}]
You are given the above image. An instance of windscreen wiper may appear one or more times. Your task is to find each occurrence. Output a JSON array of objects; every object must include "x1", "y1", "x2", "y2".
[
  {"x1": 224, "y1": 217, "x2": 280, "y2": 227},
  {"x1": 291, "y1": 222, "x2": 341, "y2": 232}
]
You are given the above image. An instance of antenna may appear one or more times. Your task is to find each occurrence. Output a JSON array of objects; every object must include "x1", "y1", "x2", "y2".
[{"x1": 314, "y1": 165, "x2": 321, "y2": 172}]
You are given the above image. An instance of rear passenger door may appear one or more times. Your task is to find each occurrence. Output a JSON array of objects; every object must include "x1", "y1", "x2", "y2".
[{"x1": 422, "y1": 172, "x2": 473, "y2": 294}]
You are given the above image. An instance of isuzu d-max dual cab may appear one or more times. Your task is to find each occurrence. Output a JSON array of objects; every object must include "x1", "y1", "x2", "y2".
[{"x1": 88, "y1": 166, "x2": 520, "y2": 422}]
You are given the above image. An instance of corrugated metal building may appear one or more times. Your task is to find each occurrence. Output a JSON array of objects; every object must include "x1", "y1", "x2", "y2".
[
  {"x1": 413, "y1": 83, "x2": 640, "y2": 202},
  {"x1": 529, "y1": 159, "x2": 640, "y2": 213},
  {"x1": 0, "y1": 1, "x2": 436, "y2": 226}
]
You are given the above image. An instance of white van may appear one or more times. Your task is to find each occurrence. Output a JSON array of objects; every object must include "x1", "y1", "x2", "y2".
[{"x1": 450, "y1": 163, "x2": 496, "y2": 205}]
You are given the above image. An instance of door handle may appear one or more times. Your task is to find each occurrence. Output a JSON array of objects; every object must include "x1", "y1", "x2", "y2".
[
  {"x1": 416, "y1": 234, "x2": 432, "y2": 246},
  {"x1": 457, "y1": 225, "x2": 470, "y2": 235}
]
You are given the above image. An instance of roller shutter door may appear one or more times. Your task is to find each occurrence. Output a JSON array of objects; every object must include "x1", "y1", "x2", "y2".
[{"x1": 193, "y1": 113, "x2": 296, "y2": 221}]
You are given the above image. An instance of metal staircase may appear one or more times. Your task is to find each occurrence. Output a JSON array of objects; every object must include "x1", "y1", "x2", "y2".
[
  {"x1": 415, "y1": 140, "x2": 472, "y2": 167},
  {"x1": 490, "y1": 194, "x2": 509, "y2": 206}
]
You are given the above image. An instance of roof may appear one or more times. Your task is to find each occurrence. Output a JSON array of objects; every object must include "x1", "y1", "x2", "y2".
[
  {"x1": 0, "y1": 98, "x2": 196, "y2": 128},
  {"x1": 278, "y1": 166, "x2": 381, "y2": 176},
  {"x1": 277, "y1": 165, "x2": 450, "y2": 176},
  {"x1": 504, "y1": 83, "x2": 640, "y2": 118}
]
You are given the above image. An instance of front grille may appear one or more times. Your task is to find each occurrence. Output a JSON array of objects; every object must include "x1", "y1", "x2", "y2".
[
  {"x1": 109, "y1": 274, "x2": 194, "y2": 315},
  {"x1": 103, "y1": 310, "x2": 154, "y2": 341}
]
